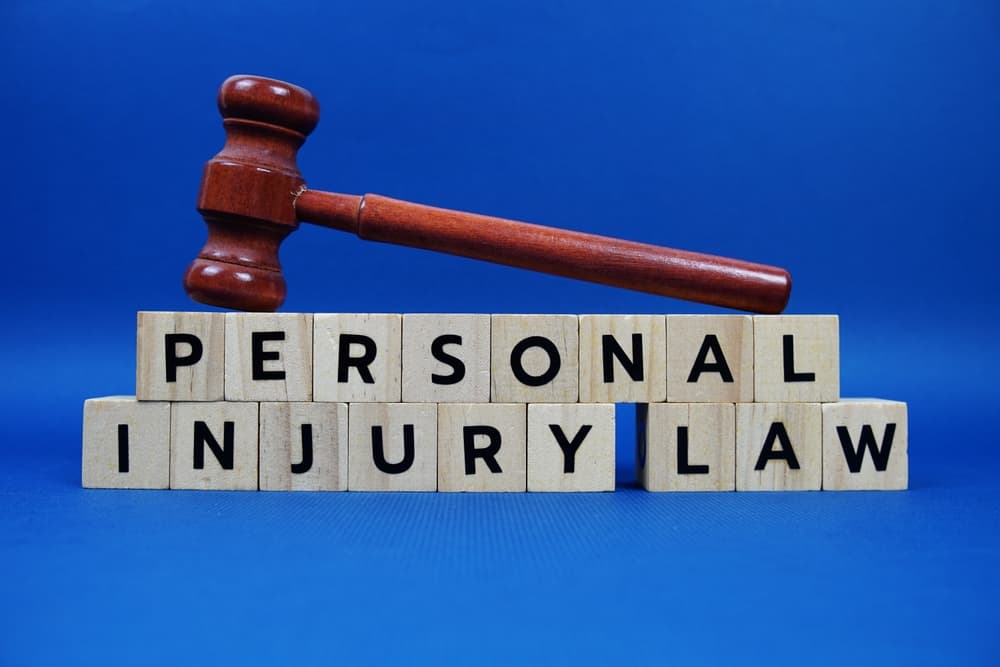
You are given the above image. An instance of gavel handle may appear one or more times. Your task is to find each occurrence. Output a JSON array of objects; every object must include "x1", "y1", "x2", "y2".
[{"x1": 295, "y1": 189, "x2": 791, "y2": 313}]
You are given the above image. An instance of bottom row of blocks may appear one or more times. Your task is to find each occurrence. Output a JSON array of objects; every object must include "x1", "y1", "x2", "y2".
[{"x1": 82, "y1": 397, "x2": 907, "y2": 492}]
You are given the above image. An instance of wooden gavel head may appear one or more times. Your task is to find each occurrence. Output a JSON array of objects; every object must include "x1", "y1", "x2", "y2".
[{"x1": 184, "y1": 75, "x2": 319, "y2": 311}]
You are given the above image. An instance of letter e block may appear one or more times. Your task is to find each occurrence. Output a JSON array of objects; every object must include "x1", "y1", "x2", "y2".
[
  {"x1": 823, "y1": 399, "x2": 908, "y2": 490},
  {"x1": 579, "y1": 315, "x2": 666, "y2": 403},
  {"x1": 753, "y1": 315, "x2": 839, "y2": 402},
  {"x1": 82, "y1": 396, "x2": 170, "y2": 489},
  {"x1": 736, "y1": 403, "x2": 822, "y2": 491},
  {"x1": 492, "y1": 315, "x2": 579, "y2": 403},
  {"x1": 170, "y1": 402, "x2": 259, "y2": 490},
  {"x1": 136, "y1": 311, "x2": 224, "y2": 401},
  {"x1": 402, "y1": 314, "x2": 490, "y2": 402},
  {"x1": 348, "y1": 403, "x2": 437, "y2": 491},
  {"x1": 260, "y1": 402, "x2": 348, "y2": 491},
  {"x1": 527, "y1": 403, "x2": 614, "y2": 492},
  {"x1": 314, "y1": 314, "x2": 402, "y2": 402},
  {"x1": 438, "y1": 403, "x2": 527, "y2": 492},
  {"x1": 225, "y1": 313, "x2": 313, "y2": 401},
  {"x1": 637, "y1": 402, "x2": 735, "y2": 492},
  {"x1": 666, "y1": 315, "x2": 753, "y2": 403}
]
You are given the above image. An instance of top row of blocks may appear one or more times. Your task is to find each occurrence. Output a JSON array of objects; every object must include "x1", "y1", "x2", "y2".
[{"x1": 136, "y1": 312, "x2": 840, "y2": 405}]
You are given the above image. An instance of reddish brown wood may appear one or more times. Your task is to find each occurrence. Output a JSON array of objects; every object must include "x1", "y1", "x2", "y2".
[{"x1": 185, "y1": 75, "x2": 791, "y2": 313}]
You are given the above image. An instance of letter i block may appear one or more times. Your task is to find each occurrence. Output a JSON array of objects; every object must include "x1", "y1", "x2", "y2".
[
  {"x1": 579, "y1": 315, "x2": 667, "y2": 403},
  {"x1": 314, "y1": 314, "x2": 402, "y2": 402},
  {"x1": 225, "y1": 313, "x2": 313, "y2": 401},
  {"x1": 736, "y1": 403, "x2": 822, "y2": 491},
  {"x1": 170, "y1": 402, "x2": 259, "y2": 490},
  {"x1": 823, "y1": 400, "x2": 908, "y2": 490},
  {"x1": 527, "y1": 404, "x2": 615, "y2": 492},
  {"x1": 491, "y1": 315, "x2": 579, "y2": 403},
  {"x1": 402, "y1": 314, "x2": 491, "y2": 403},
  {"x1": 348, "y1": 403, "x2": 437, "y2": 491},
  {"x1": 259, "y1": 402, "x2": 349, "y2": 491},
  {"x1": 666, "y1": 315, "x2": 753, "y2": 403},
  {"x1": 82, "y1": 397, "x2": 170, "y2": 489},
  {"x1": 438, "y1": 404, "x2": 527, "y2": 492},
  {"x1": 636, "y1": 403, "x2": 735, "y2": 491},
  {"x1": 136, "y1": 311, "x2": 225, "y2": 401},
  {"x1": 753, "y1": 315, "x2": 839, "y2": 402}
]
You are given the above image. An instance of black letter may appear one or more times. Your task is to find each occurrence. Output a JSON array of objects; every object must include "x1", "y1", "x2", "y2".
[
  {"x1": 602, "y1": 333, "x2": 644, "y2": 383},
  {"x1": 687, "y1": 334, "x2": 734, "y2": 383},
  {"x1": 338, "y1": 334, "x2": 377, "y2": 384},
  {"x1": 431, "y1": 334, "x2": 466, "y2": 385},
  {"x1": 117, "y1": 424, "x2": 129, "y2": 473},
  {"x1": 549, "y1": 424, "x2": 593, "y2": 473},
  {"x1": 837, "y1": 423, "x2": 896, "y2": 473},
  {"x1": 164, "y1": 333, "x2": 203, "y2": 382},
  {"x1": 252, "y1": 331, "x2": 286, "y2": 381},
  {"x1": 510, "y1": 336, "x2": 561, "y2": 387},
  {"x1": 754, "y1": 422, "x2": 801, "y2": 471},
  {"x1": 371, "y1": 424, "x2": 415, "y2": 474},
  {"x1": 463, "y1": 426, "x2": 503, "y2": 475},
  {"x1": 783, "y1": 335, "x2": 815, "y2": 382},
  {"x1": 676, "y1": 426, "x2": 709, "y2": 474},
  {"x1": 193, "y1": 421, "x2": 235, "y2": 470},
  {"x1": 291, "y1": 424, "x2": 314, "y2": 474}
]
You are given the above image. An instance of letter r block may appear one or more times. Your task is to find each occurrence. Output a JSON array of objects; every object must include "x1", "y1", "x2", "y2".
[
  {"x1": 438, "y1": 403, "x2": 527, "y2": 492},
  {"x1": 527, "y1": 403, "x2": 615, "y2": 492},
  {"x1": 314, "y1": 314, "x2": 402, "y2": 402},
  {"x1": 348, "y1": 403, "x2": 437, "y2": 491},
  {"x1": 823, "y1": 399, "x2": 908, "y2": 490},
  {"x1": 136, "y1": 311, "x2": 224, "y2": 401}
]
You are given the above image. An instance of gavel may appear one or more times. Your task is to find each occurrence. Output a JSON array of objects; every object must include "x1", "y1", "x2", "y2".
[{"x1": 184, "y1": 75, "x2": 792, "y2": 313}]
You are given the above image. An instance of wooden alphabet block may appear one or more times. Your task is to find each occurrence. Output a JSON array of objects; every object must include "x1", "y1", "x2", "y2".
[
  {"x1": 736, "y1": 402, "x2": 822, "y2": 491},
  {"x1": 225, "y1": 313, "x2": 313, "y2": 402},
  {"x1": 753, "y1": 315, "x2": 839, "y2": 403},
  {"x1": 136, "y1": 311, "x2": 224, "y2": 401},
  {"x1": 314, "y1": 314, "x2": 402, "y2": 402},
  {"x1": 636, "y1": 402, "x2": 735, "y2": 492},
  {"x1": 402, "y1": 314, "x2": 490, "y2": 403},
  {"x1": 579, "y1": 315, "x2": 667, "y2": 403},
  {"x1": 491, "y1": 315, "x2": 579, "y2": 403},
  {"x1": 438, "y1": 403, "x2": 527, "y2": 492},
  {"x1": 348, "y1": 403, "x2": 437, "y2": 491},
  {"x1": 170, "y1": 402, "x2": 259, "y2": 490},
  {"x1": 666, "y1": 315, "x2": 753, "y2": 403},
  {"x1": 259, "y1": 402, "x2": 348, "y2": 491},
  {"x1": 823, "y1": 399, "x2": 908, "y2": 490},
  {"x1": 527, "y1": 403, "x2": 615, "y2": 492},
  {"x1": 82, "y1": 396, "x2": 170, "y2": 489}
]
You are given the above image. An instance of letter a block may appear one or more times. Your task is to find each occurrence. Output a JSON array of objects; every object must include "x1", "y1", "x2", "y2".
[
  {"x1": 402, "y1": 314, "x2": 491, "y2": 403},
  {"x1": 637, "y1": 403, "x2": 736, "y2": 491},
  {"x1": 666, "y1": 315, "x2": 753, "y2": 403},
  {"x1": 136, "y1": 311, "x2": 225, "y2": 401},
  {"x1": 348, "y1": 403, "x2": 437, "y2": 491},
  {"x1": 527, "y1": 404, "x2": 615, "y2": 492},
  {"x1": 753, "y1": 315, "x2": 839, "y2": 402},
  {"x1": 314, "y1": 314, "x2": 402, "y2": 402},
  {"x1": 438, "y1": 403, "x2": 527, "y2": 492},
  {"x1": 82, "y1": 397, "x2": 170, "y2": 489},
  {"x1": 579, "y1": 315, "x2": 667, "y2": 403},
  {"x1": 736, "y1": 403, "x2": 822, "y2": 491},
  {"x1": 170, "y1": 402, "x2": 259, "y2": 490},
  {"x1": 491, "y1": 315, "x2": 579, "y2": 403},
  {"x1": 823, "y1": 399, "x2": 908, "y2": 490},
  {"x1": 259, "y1": 402, "x2": 349, "y2": 491},
  {"x1": 225, "y1": 313, "x2": 313, "y2": 402}
]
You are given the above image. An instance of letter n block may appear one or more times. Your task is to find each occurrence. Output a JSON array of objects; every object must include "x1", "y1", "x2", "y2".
[
  {"x1": 491, "y1": 315, "x2": 579, "y2": 403},
  {"x1": 736, "y1": 403, "x2": 822, "y2": 491},
  {"x1": 438, "y1": 403, "x2": 527, "y2": 492},
  {"x1": 225, "y1": 313, "x2": 313, "y2": 401},
  {"x1": 170, "y1": 402, "x2": 259, "y2": 490},
  {"x1": 348, "y1": 403, "x2": 437, "y2": 491},
  {"x1": 823, "y1": 399, "x2": 908, "y2": 490},
  {"x1": 259, "y1": 402, "x2": 349, "y2": 491},
  {"x1": 314, "y1": 314, "x2": 402, "y2": 402},
  {"x1": 402, "y1": 314, "x2": 491, "y2": 402},
  {"x1": 753, "y1": 315, "x2": 839, "y2": 402},
  {"x1": 637, "y1": 403, "x2": 735, "y2": 491},
  {"x1": 579, "y1": 315, "x2": 667, "y2": 402},
  {"x1": 136, "y1": 311, "x2": 224, "y2": 401},
  {"x1": 82, "y1": 396, "x2": 170, "y2": 489},
  {"x1": 527, "y1": 404, "x2": 615, "y2": 492},
  {"x1": 666, "y1": 315, "x2": 753, "y2": 403}
]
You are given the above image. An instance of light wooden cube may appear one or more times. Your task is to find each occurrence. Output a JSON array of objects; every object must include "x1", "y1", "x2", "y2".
[
  {"x1": 170, "y1": 401, "x2": 259, "y2": 490},
  {"x1": 666, "y1": 315, "x2": 753, "y2": 403},
  {"x1": 259, "y1": 402, "x2": 349, "y2": 491},
  {"x1": 579, "y1": 315, "x2": 666, "y2": 403},
  {"x1": 82, "y1": 396, "x2": 170, "y2": 489},
  {"x1": 136, "y1": 311, "x2": 224, "y2": 401},
  {"x1": 823, "y1": 399, "x2": 908, "y2": 490},
  {"x1": 225, "y1": 313, "x2": 313, "y2": 402},
  {"x1": 637, "y1": 402, "x2": 735, "y2": 492},
  {"x1": 402, "y1": 314, "x2": 491, "y2": 403},
  {"x1": 314, "y1": 314, "x2": 402, "y2": 402},
  {"x1": 736, "y1": 402, "x2": 822, "y2": 491},
  {"x1": 753, "y1": 315, "x2": 839, "y2": 402},
  {"x1": 527, "y1": 403, "x2": 615, "y2": 492},
  {"x1": 438, "y1": 403, "x2": 527, "y2": 492},
  {"x1": 491, "y1": 315, "x2": 579, "y2": 403},
  {"x1": 348, "y1": 403, "x2": 437, "y2": 491}
]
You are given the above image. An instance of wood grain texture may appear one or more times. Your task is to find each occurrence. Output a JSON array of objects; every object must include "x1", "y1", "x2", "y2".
[
  {"x1": 402, "y1": 314, "x2": 490, "y2": 403},
  {"x1": 170, "y1": 401, "x2": 259, "y2": 490},
  {"x1": 224, "y1": 313, "x2": 313, "y2": 401},
  {"x1": 736, "y1": 402, "x2": 822, "y2": 491},
  {"x1": 527, "y1": 403, "x2": 615, "y2": 492},
  {"x1": 259, "y1": 402, "x2": 348, "y2": 491},
  {"x1": 136, "y1": 311, "x2": 225, "y2": 401},
  {"x1": 491, "y1": 315, "x2": 579, "y2": 403},
  {"x1": 579, "y1": 315, "x2": 666, "y2": 403},
  {"x1": 823, "y1": 399, "x2": 908, "y2": 490},
  {"x1": 438, "y1": 403, "x2": 527, "y2": 492},
  {"x1": 314, "y1": 314, "x2": 402, "y2": 403},
  {"x1": 348, "y1": 403, "x2": 437, "y2": 491},
  {"x1": 666, "y1": 315, "x2": 753, "y2": 403},
  {"x1": 637, "y1": 403, "x2": 736, "y2": 492},
  {"x1": 82, "y1": 397, "x2": 170, "y2": 489},
  {"x1": 753, "y1": 315, "x2": 839, "y2": 403}
]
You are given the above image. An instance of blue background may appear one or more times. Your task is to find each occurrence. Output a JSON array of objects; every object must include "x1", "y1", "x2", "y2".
[{"x1": 2, "y1": 1, "x2": 998, "y2": 664}]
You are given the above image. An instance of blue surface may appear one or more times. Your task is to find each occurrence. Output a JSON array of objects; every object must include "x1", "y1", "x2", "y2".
[{"x1": 2, "y1": 1, "x2": 999, "y2": 665}]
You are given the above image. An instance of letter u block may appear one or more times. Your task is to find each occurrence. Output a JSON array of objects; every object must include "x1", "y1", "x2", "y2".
[{"x1": 348, "y1": 403, "x2": 437, "y2": 491}]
